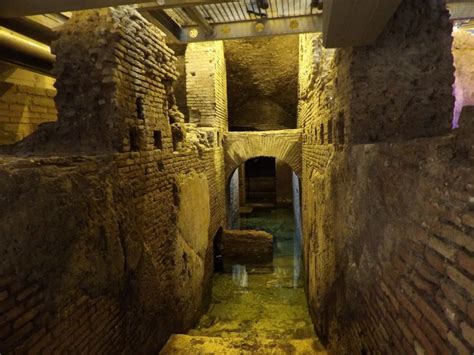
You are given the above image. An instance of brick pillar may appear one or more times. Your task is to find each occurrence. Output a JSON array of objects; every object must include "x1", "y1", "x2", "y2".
[
  {"x1": 185, "y1": 41, "x2": 228, "y2": 131},
  {"x1": 52, "y1": 7, "x2": 178, "y2": 152}
]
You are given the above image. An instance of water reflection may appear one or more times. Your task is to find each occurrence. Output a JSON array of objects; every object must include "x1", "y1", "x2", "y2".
[
  {"x1": 232, "y1": 264, "x2": 248, "y2": 287},
  {"x1": 190, "y1": 208, "x2": 316, "y2": 341}
]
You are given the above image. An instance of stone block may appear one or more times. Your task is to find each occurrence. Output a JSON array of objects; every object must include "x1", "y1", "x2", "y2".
[{"x1": 221, "y1": 229, "x2": 273, "y2": 271}]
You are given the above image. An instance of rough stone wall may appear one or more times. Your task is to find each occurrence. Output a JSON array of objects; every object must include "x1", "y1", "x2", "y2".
[
  {"x1": 225, "y1": 36, "x2": 298, "y2": 131},
  {"x1": 185, "y1": 41, "x2": 228, "y2": 132},
  {"x1": 303, "y1": 136, "x2": 473, "y2": 354},
  {"x1": 299, "y1": 0, "x2": 473, "y2": 353},
  {"x1": 300, "y1": 0, "x2": 454, "y2": 145},
  {"x1": 0, "y1": 64, "x2": 56, "y2": 145},
  {"x1": 0, "y1": 7, "x2": 226, "y2": 353},
  {"x1": 276, "y1": 159, "x2": 293, "y2": 206},
  {"x1": 453, "y1": 29, "x2": 474, "y2": 127}
]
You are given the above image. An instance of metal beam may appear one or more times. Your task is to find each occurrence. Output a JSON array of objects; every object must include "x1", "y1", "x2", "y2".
[
  {"x1": 0, "y1": 0, "x2": 235, "y2": 18},
  {"x1": 137, "y1": 0, "x2": 234, "y2": 11},
  {"x1": 323, "y1": 0, "x2": 402, "y2": 48},
  {"x1": 448, "y1": 1, "x2": 474, "y2": 20},
  {"x1": 144, "y1": 10, "x2": 182, "y2": 42},
  {"x1": 183, "y1": 7, "x2": 213, "y2": 36},
  {"x1": 180, "y1": 15, "x2": 322, "y2": 42}
]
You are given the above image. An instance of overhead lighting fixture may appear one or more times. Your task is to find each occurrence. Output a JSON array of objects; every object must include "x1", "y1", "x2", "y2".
[
  {"x1": 247, "y1": 0, "x2": 268, "y2": 18},
  {"x1": 189, "y1": 28, "x2": 199, "y2": 38},
  {"x1": 257, "y1": 0, "x2": 269, "y2": 10},
  {"x1": 310, "y1": 0, "x2": 323, "y2": 10},
  {"x1": 255, "y1": 22, "x2": 265, "y2": 32}
]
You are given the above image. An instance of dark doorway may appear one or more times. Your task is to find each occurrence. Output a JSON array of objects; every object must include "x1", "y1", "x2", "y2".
[{"x1": 245, "y1": 157, "x2": 276, "y2": 204}]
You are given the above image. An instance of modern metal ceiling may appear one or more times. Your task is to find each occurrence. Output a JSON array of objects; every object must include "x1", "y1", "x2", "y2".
[
  {"x1": 163, "y1": 0, "x2": 319, "y2": 26},
  {"x1": 0, "y1": 0, "x2": 473, "y2": 45}
]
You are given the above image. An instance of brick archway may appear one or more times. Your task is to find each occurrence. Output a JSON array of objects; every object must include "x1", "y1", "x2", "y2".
[{"x1": 224, "y1": 129, "x2": 302, "y2": 179}]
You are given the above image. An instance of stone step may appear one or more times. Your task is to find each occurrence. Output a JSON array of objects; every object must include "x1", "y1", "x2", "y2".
[{"x1": 160, "y1": 334, "x2": 327, "y2": 354}]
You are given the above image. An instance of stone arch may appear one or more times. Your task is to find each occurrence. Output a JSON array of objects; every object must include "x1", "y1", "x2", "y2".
[{"x1": 224, "y1": 129, "x2": 302, "y2": 180}]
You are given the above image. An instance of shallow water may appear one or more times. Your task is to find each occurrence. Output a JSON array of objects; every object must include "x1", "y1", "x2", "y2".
[{"x1": 190, "y1": 208, "x2": 316, "y2": 341}]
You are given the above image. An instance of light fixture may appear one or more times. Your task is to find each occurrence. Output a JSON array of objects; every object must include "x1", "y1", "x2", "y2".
[
  {"x1": 255, "y1": 22, "x2": 265, "y2": 32},
  {"x1": 290, "y1": 19, "x2": 299, "y2": 30},
  {"x1": 189, "y1": 28, "x2": 199, "y2": 38}
]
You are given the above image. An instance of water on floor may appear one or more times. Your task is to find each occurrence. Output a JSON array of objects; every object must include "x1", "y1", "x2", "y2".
[{"x1": 189, "y1": 208, "x2": 320, "y2": 343}]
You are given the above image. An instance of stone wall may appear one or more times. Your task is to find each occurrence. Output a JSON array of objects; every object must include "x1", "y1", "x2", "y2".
[
  {"x1": 224, "y1": 129, "x2": 302, "y2": 180},
  {"x1": 0, "y1": 7, "x2": 226, "y2": 353},
  {"x1": 185, "y1": 41, "x2": 228, "y2": 132},
  {"x1": 453, "y1": 29, "x2": 474, "y2": 127},
  {"x1": 0, "y1": 64, "x2": 56, "y2": 145},
  {"x1": 299, "y1": 0, "x2": 473, "y2": 353},
  {"x1": 300, "y1": 0, "x2": 454, "y2": 145},
  {"x1": 225, "y1": 36, "x2": 298, "y2": 131},
  {"x1": 276, "y1": 159, "x2": 293, "y2": 206}
]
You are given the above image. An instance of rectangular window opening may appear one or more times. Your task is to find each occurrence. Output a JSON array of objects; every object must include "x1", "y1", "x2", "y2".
[{"x1": 154, "y1": 130, "x2": 163, "y2": 150}]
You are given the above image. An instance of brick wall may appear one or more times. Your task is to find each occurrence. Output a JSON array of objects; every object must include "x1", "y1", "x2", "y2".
[
  {"x1": 453, "y1": 29, "x2": 474, "y2": 127},
  {"x1": 0, "y1": 7, "x2": 226, "y2": 353},
  {"x1": 0, "y1": 63, "x2": 56, "y2": 145},
  {"x1": 298, "y1": 0, "x2": 473, "y2": 353},
  {"x1": 224, "y1": 129, "x2": 302, "y2": 179},
  {"x1": 186, "y1": 41, "x2": 228, "y2": 132},
  {"x1": 299, "y1": 0, "x2": 454, "y2": 146}
]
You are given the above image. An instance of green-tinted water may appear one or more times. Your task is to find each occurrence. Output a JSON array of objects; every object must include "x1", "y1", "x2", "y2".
[{"x1": 190, "y1": 208, "x2": 316, "y2": 341}]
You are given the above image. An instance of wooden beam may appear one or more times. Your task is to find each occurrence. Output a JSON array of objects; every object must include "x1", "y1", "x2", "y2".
[{"x1": 322, "y1": 0, "x2": 402, "y2": 48}]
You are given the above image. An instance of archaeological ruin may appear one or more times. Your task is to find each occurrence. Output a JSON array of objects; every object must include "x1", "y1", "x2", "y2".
[{"x1": 0, "y1": 0, "x2": 473, "y2": 353}]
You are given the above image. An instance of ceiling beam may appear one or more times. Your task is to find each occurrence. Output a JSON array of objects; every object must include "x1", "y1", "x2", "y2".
[
  {"x1": 180, "y1": 15, "x2": 323, "y2": 42},
  {"x1": 0, "y1": 0, "x2": 235, "y2": 18},
  {"x1": 323, "y1": 0, "x2": 402, "y2": 48},
  {"x1": 183, "y1": 7, "x2": 214, "y2": 36},
  {"x1": 448, "y1": 1, "x2": 474, "y2": 20},
  {"x1": 137, "y1": 0, "x2": 234, "y2": 11},
  {"x1": 144, "y1": 9, "x2": 182, "y2": 42}
]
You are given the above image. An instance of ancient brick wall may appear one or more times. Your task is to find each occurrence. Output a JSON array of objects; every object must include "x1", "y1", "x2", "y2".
[
  {"x1": 300, "y1": 0, "x2": 454, "y2": 145},
  {"x1": 0, "y1": 7, "x2": 226, "y2": 353},
  {"x1": 0, "y1": 64, "x2": 56, "y2": 145},
  {"x1": 224, "y1": 129, "x2": 302, "y2": 179},
  {"x1": 185, "y1": 41, "x2": 228, "y2": 132},
  {"x1": 299, "y1": 0, "x2": 473, "y2": 353},
  {"x1": 453, "y1": 29, "x2": 474, "y2": 127}
]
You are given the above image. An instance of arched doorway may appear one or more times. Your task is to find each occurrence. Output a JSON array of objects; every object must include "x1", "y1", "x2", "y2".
[{"x1": 226, "y1": 156, "x2": 303, "y2": 284}]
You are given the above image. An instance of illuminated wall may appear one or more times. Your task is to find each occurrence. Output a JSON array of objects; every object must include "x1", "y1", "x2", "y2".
[
  {"x1": 453, "y1": 28, "x2": 474, "y2": 128},
  {"x1": 0, "y1": 63, "x2": 56, "y2": 145},
  {"x1": 298, "y1": 0, "x2": 473, "y2": 353}
]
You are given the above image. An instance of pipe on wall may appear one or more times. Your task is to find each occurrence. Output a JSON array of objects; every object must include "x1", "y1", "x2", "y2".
[
  {"x1": 0, "y1": 28, "x2": 55, "y2": 76},
  {"x1": 0, "y1": 18, "x2": 57, "y2": 45}
]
